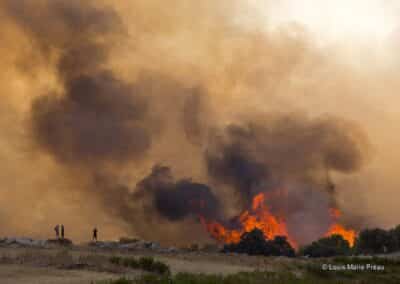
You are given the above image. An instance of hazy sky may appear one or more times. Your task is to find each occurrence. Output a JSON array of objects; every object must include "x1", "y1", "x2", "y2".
[{"x1": 260, "y1": 0, "x2": 399, "y2": 42}]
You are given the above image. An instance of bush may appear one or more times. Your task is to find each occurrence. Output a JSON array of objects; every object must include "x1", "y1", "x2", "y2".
[
  {"x1": 111, "y1": 278, "x2": 133, "y2": 284},
  {"x1": 271, "y1": 235, "x2": 296, "y2": 257},
  {"x1": 151, "y1": 260, "x2": 171, "y2": 275},
  {"x1": 109, "y1": 256, "x2": 170, "y2": 275},
  {"x1": 355, "y1": 228, "x2": 397, "y2": 254},
  {"x1": 222, "y1": 228, "x2": 295, "y2": 257},
  {"x1": 110, "y1": 256, "x2": 121, "y2": 265},
  {"x1": 138, "y1": 257, "x2": 154, "y2": 271},
  {"x1": 222, "y1": 228, "x2": 266, "y2": 255},
  {"x1": 389, "y1": 225, "x2": 400, "y2": 251},
  {"x1": 300, "y1": 234, "x2": 351, "y2": 257}
]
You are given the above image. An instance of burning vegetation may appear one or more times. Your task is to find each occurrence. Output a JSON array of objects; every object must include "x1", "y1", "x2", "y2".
[
  {"x1": 201, "y1": 193, "x2": 295, "y2": 247},
  {"x1": 326, "y1": 209, "x2": 357, "y2": 247},
  {"x1": 201, "y1": 193, "x2": 357, "y2": 249}
]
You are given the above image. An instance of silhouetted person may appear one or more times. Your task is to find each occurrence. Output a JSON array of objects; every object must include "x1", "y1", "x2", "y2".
[
  {"x1": 61, "y1": 224, "x2": 65, "y2": 240},
  {"x1": 93, "y1": 227, "x2": 98, "y2": 242},
  {"x1": 54, "y1": 224, "x2": 60, "y2": 239}
]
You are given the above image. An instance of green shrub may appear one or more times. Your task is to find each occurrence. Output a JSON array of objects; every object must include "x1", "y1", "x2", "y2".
[
  {"x1": 96, "y1": 278, "x2": 134, "y2": 284},
  {"x1": 124, "y1": 257, "x2": 139, "y2": 268},
  {"x1": 355, "y1": 228, "x2": 397, "y2": 254},
  {"x1": 134, "y1": 274, "x2": 170, "y2": 284},
  {"x1": 151, "y1": 260, "x2": 171, "y2": 275},
  {"x1": 300, "y1": 234, "x2": 351, "y2": 257},
  {"x1": 389, "y1": 225, "x2": 400, "y2": 250},
  {"x1": 109, "y1": 256, "x2": 170, "y2": 275},
  {"x1": 138, "y1": 256, "x2": 155, "y2": 271},
  {"x1": 110, "y1": 256, "x2": 121, "y2": 265},
  {"x1": 112, "y1": 278, "x2": 133, "y2": 284}
]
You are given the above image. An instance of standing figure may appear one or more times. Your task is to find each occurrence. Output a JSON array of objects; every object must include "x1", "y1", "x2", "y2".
[
  {"x1": 54, "y1": 224, "x2": 60, "y2": 239},
  {"x1": 61, "y1": 224, "x2": 65, "y2": 240},
  {"x1": 93, "y1": 227, "x2": 98, "y2": 242}
]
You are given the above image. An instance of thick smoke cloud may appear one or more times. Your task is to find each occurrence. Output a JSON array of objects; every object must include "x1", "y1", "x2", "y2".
[
  {"x1": 135, "y1": 165, "x2": 221, "y2": 221},
  {"x1": 206, "y1": 114, "x2": 366, "y2": 204},
  {"x1": 1, "y1": 0, "x2": 392, "y2": 244},
  {"x1": 1, "y1": 0, "x2": 153, "y2": 165},
  {"x1": 89, "y1": 166, "x2": 221, "y2": 243},
  {"x1": 31, "y1": 72, "x2": 151, "y2": 165}
]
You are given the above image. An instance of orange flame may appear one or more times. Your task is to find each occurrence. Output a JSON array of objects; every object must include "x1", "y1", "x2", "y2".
[
  {"x1": 326, "y1": 208, "x2": 356, "y2": 247},
  {"x1": 201, "y1": 193, "x2": 357, "y2": 249},
  {"x1": 201, "y1": 193, "x2": 297, "y2": 248},
  {"x1": 326, "y1": 224, "x2": 356, "y2": 247}
]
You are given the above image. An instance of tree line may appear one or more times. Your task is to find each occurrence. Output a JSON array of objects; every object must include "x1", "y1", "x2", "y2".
[{"x1": 222, "y1": 225, "x2": 400, "y2": 257}]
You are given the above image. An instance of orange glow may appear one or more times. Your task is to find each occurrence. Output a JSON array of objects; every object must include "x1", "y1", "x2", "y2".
[
  {"x1": 326, "y1": 223, "x2": 356, "y2": 247},
  {"x1": 201, "y1": 193, "x2": 297, "y2": 248},
  {"x1": 201, "y1": 193, "x2": 357, "y2": 249},
  {"x1": 326, "y1": 208, "x2": 357, "y2": 247}
]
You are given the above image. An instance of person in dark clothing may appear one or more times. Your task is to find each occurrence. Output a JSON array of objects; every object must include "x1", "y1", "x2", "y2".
[
  {"x1": 61, "y1": 224, "x2": 65, "y2": 240},
  {"x1": 54, "y1": 224, "x2": 60, "y2": 239},
  {"x1": 93, "y1": 227, "x2": 98, "y2": 242}
]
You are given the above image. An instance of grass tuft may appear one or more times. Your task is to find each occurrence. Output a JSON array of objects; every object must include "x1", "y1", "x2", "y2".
[{"x1": 109, "y1": 256, "x2": 170, "y2": 275}]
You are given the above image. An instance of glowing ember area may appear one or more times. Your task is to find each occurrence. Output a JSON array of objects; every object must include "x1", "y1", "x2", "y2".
[
  {"x1": 201, "y1": 193, "x2": 297, "y2": 248},
  {"x1": 326, "y1": 208, "x2": 357, "y2": 247}
]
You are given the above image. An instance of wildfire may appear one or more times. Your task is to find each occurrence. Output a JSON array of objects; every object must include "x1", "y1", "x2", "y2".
[
  {"x1": 201, "y1": 193, "x2": 297, "y2": 248},
  {"x1": 326, "y1": 208, "x2": 356, "y2": 247},
  {"x1": 201, "y1": 193, "x2": 357, "y2": 249}
]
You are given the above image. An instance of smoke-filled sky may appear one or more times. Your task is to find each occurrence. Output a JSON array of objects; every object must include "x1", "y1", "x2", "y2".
[
  {"x1": 0, "y1": 0, "x2": 399, "y2": 244},
  {"x1": 263, "y1": 0, "x2": 398, "y2": 40}
]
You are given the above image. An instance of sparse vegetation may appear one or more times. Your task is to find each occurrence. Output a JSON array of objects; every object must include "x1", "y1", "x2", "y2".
[
  {"x1": 109, "y1": 256, "x2": 170, "y2": 275},
  {"x1": 97, "y1": 278, "x2": 134, "y2": 284},
  {"x1": 5, "y1": 227, "x2": 400, "y2": 284},
  {"x1": 99, "y1": 265, "x2": 400, "y2": 284}
]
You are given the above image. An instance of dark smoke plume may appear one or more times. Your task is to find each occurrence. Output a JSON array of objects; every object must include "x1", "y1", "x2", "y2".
[
  {"x1": 2, "y1": 0, "x2": 164, "y2": 238},
  {"x1": 94, "y1": 166, "x2": 221, "y2": 242},
  {"x1": 31, "y1": 72, "x2": 151, "y2": 165},
  {"x1": 135, "y1": 165, "x2": 221, "y2": 221},
  {"x1": 0, "y1": 0, "x2": 155, "y2": 166},
  {"x1": 206, "y1": 114, "x2": 366, "y2": 205}
]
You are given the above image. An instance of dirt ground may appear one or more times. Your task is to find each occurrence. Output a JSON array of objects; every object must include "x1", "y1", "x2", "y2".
[
  {"x1": 1, "y1": 246, "x2": 398, "y2": 284},
  {"x1": 0, "y1": 264, "x2": 119, "y2": 284},
  {"x1": 0, "y1": 246, "x2": 260, "y2": 284}
]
